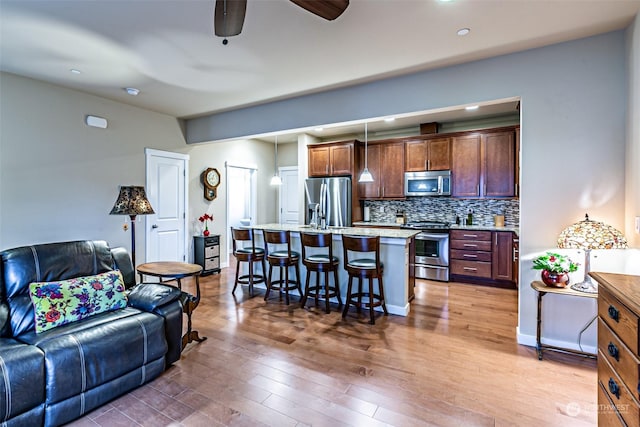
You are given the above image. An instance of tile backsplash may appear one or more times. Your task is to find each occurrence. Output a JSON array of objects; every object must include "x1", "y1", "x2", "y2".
[{"x1": 365, "y1": 198, "x2": 520, "y2": 226}]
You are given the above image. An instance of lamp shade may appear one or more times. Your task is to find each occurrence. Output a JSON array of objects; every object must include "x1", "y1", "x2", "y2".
[
  {"x1": 109, "y1": 186, "x2": 155, "y2": 216},
  {"x1": 557, "y1": 214, "x2": 627, "y2": 250}
]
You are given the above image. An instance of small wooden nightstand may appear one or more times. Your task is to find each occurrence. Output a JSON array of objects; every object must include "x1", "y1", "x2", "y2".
[
  {"x1": 530, "y1": 280, "x2": 597, "y2": 360},
  {"x1": 194, "y1": 235, "x2": 220, "y2": 276}
]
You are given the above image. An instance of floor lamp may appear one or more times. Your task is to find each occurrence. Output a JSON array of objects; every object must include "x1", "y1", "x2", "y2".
[
  {"x1": 109, "y1": 186, "x2": 155, "y2": 267},
  {"x1": 557, "y1": 213, "x2": 627, "y2": 293}
]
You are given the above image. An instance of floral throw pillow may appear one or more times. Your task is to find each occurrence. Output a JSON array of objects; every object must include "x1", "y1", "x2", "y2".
[{"x1": 28, "y1": 270, "x2": 128, "y2": 333}]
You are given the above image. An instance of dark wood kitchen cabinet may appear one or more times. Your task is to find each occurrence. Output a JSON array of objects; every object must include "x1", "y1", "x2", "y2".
[
  {"x1": 358, "y1": 141, "x2": 405, "y2": 199},
  {"x1": 404, "y1": 137, "x2": 451, "y2": 172},
  {"x1": 450, "y1": 229, "x2": 492, "y2": 279},
  {"x1": 308, "y1": 141, "x2": 355, "y2": 177},
  {"x1": 451, "y1": 129, "x2": 516, "y2": 198},
  {"x1": 451, "y1": 229, "x2": 517, "y2": 287},
  {"x1": 492, "y1": 231, "x2": 514, "y2": 281}
]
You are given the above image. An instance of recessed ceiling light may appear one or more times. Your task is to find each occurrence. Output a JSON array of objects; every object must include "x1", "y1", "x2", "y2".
[
  {"x1": 70, "y1": 69, "x2": 81, "y2": 74},
  {"x1": 384, "y1": 117, "x2": 396, "y2": 122},
  {"x1": 465, "y1": 105, "x2": 479, "y2": 111},
  {"x1": 124, "y1": 87, "x2": 140, "y2": 96},
  {"x1": 457, "y1": 28, "x2": 470, "y2": 36}
]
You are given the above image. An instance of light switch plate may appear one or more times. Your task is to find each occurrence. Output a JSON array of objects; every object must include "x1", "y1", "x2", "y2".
[{"x1": 636, "y1": 216, "x2": 640, "y2": 233}]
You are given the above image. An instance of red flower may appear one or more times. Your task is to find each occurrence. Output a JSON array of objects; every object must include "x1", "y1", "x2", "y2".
[
  {"x1": 45, "y1": 309, "x2": 61, "y2": 323},
  {"x1": 548, "y1": 256, "x2": 556, "y2": 262},
  {"x1": 198, "y1": 213, "x2": 213, "y2": 222},
  {"x1": 91, "y1": 281, "x2": 103, "y2": 291}
]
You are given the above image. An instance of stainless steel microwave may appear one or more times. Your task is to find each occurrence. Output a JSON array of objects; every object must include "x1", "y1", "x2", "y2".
[{"x1": 404, "y1": 170, "x2": 451, "y2": 196}]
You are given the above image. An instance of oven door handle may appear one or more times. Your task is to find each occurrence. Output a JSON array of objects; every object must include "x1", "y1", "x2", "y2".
[{"x1": 416, "y1": 233, "x2": 449, "y2": 241}]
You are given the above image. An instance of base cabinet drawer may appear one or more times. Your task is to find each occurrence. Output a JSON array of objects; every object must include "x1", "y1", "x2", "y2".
[
  {"x1": 598, "y1": 381, "x2": 628, "y2": 427},
  {"x1": 598, "y1": 351, "x2": 640, "y2": 427},
  {"x1": 598, "y1": 319, "x2": 640, "y2": 403},
  {"x1": 450, "y1": 259, "x2": 492, "y2": 279},
  {"x1": 450, "y1": 230, "x2": 492, "y2": 241},
  {"x1": 599, "y1": 286, "x2": 640, "y2": 355},
  {"x1": 451, "y1": 249, "x2": 492, "y2": 262}
]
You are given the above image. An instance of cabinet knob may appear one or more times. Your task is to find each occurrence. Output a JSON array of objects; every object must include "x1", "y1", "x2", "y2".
[
  {"x1": 151, "y1": 224, "x2": 159, "y2": 229},
  {"x1": 608, "y1": 305, "x2": 620, "y2": 322},
  {"x1": 608, "y1": 378, "x2": 620, "y2": 399},
  {"x1": 607, "y1": 342, "x2": 620, "y2": 361}
]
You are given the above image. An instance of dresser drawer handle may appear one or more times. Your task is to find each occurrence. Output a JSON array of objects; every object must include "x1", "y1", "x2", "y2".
[
  {"x1": 607, "y1": 342, "x2": 620, "y2": 361},
  {"x1": 608, "y1": 378, "x2": 620, "y2": 399},
  {"x1": 463, "y1": 234, "x2": 478, "y2": 238},
  {"x1": 463, "y1": 254, "x2": 478, "y2": 258},
  {"x1": 463, "y1": 267, "x2": 478, "y2": 271},
  {"x1": 463, "y1": 244, "x2": 478, "y2": 247},
  {"x1": 608, "y1": 305, "x2": 620, "y2": 322}
]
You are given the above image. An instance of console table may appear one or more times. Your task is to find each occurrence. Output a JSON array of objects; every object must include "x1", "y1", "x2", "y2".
[
  {"x1": 137, "y1": 262, "x2": 206, "y2": 350},
  {"x1": 530, "y1": 280, "x2": 597, "y2": 360}
]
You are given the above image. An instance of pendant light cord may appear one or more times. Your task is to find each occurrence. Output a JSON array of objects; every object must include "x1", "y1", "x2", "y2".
[{"x1": 364, "y1": 122, "x2": 368, "y2": 169}]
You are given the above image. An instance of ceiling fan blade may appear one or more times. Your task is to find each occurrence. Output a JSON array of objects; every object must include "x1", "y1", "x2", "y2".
[
  {"x1": 214, "y1": 0, "x2": 247, "y2": 37},
  {"x1": 290, "y1": 0, "x2": 349, "y2": 21}
]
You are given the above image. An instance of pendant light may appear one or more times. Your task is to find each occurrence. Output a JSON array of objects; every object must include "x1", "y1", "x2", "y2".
[
  {"x1": 270, "y1": 135, "x2": 282, "y2": 186},
  {"x1": 358, "y1": 122, "x2": 374, "y2": 183}
]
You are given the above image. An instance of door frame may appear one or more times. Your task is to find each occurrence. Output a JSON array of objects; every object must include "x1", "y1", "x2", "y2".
[{"x1": 145, "y1": 148, "x2": 190, "y2": 263}]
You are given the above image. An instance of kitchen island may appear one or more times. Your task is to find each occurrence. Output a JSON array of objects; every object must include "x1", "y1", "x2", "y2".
[{"x1": 247, "y1": 224, "x2": 419, "y2": 316}]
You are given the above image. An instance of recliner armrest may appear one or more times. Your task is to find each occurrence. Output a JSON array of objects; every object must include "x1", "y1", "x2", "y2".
[{"x1": 127, "y1": 283, "x2": 181, "y2": 312}]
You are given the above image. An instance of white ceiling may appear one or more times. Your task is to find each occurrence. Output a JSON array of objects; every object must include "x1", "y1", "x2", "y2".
[{"x1": 1, "y1": 0, "x2": 639, "y2": 133}]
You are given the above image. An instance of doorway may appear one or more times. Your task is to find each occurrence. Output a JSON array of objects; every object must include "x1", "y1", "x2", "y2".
[{"x1": 226, "y1": 162, "x2": 257, "y2": 253}]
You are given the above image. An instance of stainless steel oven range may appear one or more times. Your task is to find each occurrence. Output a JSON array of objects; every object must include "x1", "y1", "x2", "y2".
[{"x1": 403, "y1": 221, "x2": 450, "y2": 282}]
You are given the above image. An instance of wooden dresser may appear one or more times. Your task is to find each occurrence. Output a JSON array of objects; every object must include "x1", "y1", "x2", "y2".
[{"x1": 591, "y1": 272, "x2": 640, "y2": 426}]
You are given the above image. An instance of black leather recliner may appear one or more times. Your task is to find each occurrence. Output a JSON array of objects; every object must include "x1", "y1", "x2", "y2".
[{"x1": 0, "y1": 240, "x2": 183, "y2": 427}]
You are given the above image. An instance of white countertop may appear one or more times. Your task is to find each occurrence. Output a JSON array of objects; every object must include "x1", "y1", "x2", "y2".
[{"x1": 250, "y1": 223, "x2": 420, "y2": 239}]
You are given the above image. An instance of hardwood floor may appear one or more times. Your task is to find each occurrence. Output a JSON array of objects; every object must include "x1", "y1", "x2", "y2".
[{"x1": 70, "y1": 260, "x2": 597, "y2": 426}]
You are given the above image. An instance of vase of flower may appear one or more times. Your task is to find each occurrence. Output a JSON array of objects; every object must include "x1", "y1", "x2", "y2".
[
  {"x1": 198, "y1": 213, "x2": 213, "y2": 237},
  {"x1": 540, "y1": 270, "x2": 569, "y2": 287},
  {"x1": 532, "y1": 251, "x2": 579, "y2": 288}
]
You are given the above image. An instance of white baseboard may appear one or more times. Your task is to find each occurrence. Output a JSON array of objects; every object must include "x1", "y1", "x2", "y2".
[{"x1": 516, "y1": 326, "x2": 597, "y2": 355}]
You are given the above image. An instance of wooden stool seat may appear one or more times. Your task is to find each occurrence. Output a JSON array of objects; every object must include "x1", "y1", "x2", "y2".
[
  {"x1": 231, "y1": 227, "x2": 266, "y2": 297},
  {"x1": 263, "y1": 230, "x2": 302, "y2": 305},
  {"x1": 300, "y1": 232, "x2": 342, "y2": 314},
  {"x1": 342, "y1": 235, "x2": 388, "y2": 325},
  {"x1": 235, "y1": 247, "x2": 265, "y2": 255}
]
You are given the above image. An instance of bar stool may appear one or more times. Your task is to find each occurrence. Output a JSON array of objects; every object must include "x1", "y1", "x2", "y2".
[
  {"x1": 341, "y1": 235, "x2": 388, "y2": 325},
  {"x1": 231, "y1": 227, "x2": 266, "y2": 297},
  {"x1": 300, "y1": 232, "x2": 342, "y2": 314},
  {"x1": 263, "y1": 230, "x2": 302, "y2": 305}
]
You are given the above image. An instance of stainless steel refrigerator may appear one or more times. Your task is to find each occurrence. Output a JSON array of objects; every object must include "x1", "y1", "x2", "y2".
[{"x1": 304, "y1": 177, "x2": 352, "y2": 227}]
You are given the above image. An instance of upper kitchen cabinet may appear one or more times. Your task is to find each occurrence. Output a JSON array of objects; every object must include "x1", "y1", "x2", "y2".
[
  {"x1": 405, "y1": 137, "x2": 451, "y2": 172},
  {"x1": 308, "y1": 140, "x2": 356, "y2": 177},
  {"x1": 451, "y1": 128, "x2": 517, "y2": 198},
  {"x1": 358, "y1": 141, "x2": 405, "y2": 199}
]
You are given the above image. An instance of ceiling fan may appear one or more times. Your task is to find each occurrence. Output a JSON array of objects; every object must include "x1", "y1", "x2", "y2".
[{"x1": 215, "y1": 0, "x2": 349, "y2": 44}]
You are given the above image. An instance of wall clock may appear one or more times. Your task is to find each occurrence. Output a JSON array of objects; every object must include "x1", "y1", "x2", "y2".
[{"x1": 201, "y1": 167, "x2": 220, "y2": 201}]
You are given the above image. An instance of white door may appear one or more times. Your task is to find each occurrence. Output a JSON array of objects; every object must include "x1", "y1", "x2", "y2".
[
  {"x1": 279, "y1": 167, "x2": 299, "y2": 224},
  {"x1": 145, "y1": 148, "x2": 189, "y2": 263}
]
